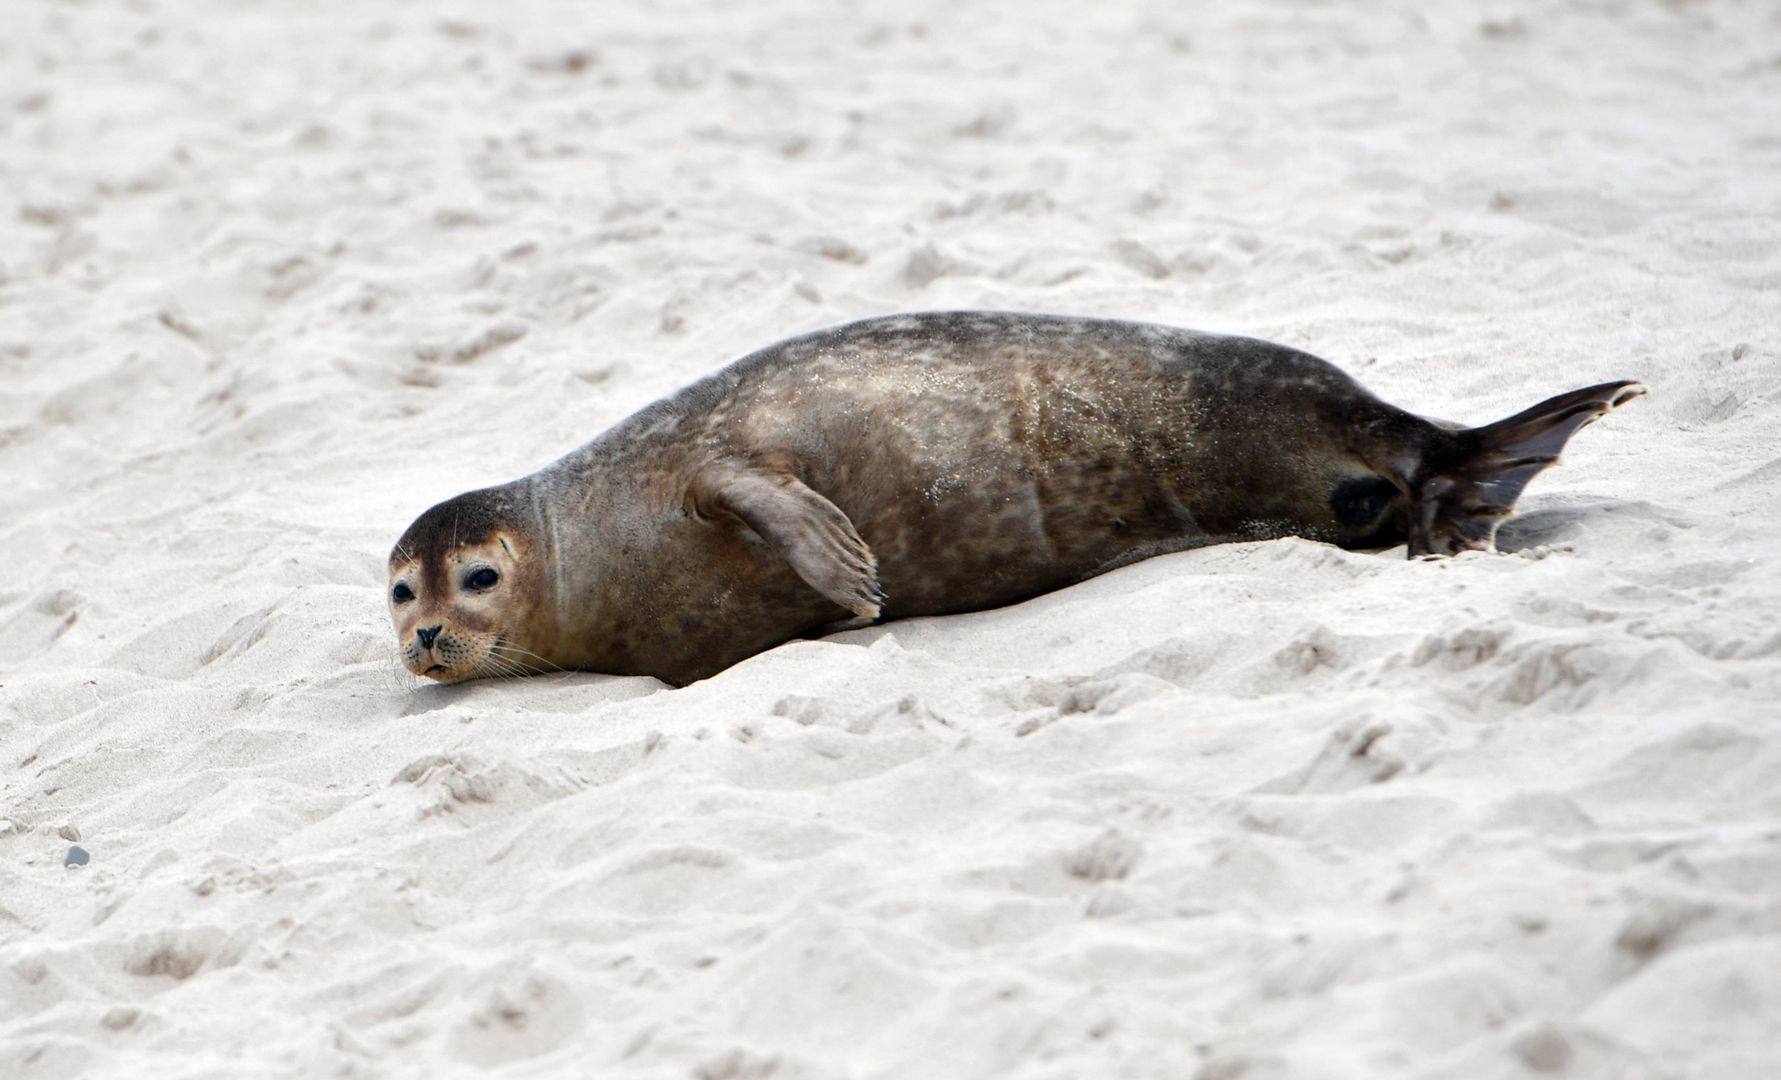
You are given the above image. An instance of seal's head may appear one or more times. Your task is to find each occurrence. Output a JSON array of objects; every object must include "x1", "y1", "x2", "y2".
[{"x1": 387, "y1": 484, "x2": 554, "y2": 682}]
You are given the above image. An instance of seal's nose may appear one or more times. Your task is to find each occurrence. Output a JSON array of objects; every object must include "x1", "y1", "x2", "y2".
[{"x1": 415, "y1": 625, "x2": 442, "y2": 649}]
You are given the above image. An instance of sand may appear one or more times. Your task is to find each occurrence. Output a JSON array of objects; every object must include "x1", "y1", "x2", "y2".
[{"x1": 3, "y1": 0, "x2": 1779, "y2": 1077}]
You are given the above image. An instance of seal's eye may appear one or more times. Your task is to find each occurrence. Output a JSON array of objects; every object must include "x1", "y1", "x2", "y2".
[
  {"x1": 391, "y1": 582, "x2": 415, "y2": 603},
  {"x1": 465, "y1": 567, "x2": 499, "y2": 591}
]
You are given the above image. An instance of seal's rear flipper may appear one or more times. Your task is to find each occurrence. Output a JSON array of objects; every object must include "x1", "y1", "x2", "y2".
[
  {"x1": 1407, "y1": 380, "x2": 1645, "y2": 557},
  {"x1": 692, "y1": 465, "x2": 886, "y2": 618}
]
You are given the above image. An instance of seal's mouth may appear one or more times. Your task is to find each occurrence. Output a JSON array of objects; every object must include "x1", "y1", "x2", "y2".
[{"x1": 423, "y1": 664, "x2": 447, "y2": 677}]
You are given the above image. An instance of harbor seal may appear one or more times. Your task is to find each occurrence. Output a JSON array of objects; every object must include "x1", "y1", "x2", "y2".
[{"x1": 387, "y1": 311, "x2": 1643, "y2": 685}]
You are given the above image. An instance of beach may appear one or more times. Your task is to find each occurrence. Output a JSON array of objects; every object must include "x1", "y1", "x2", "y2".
[{"x1": 3, "y1": 1, "x2": 1779, "y2": 1077}]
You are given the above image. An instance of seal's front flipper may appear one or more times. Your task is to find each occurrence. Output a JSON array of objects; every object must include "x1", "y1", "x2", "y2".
[
  {"x1": 692, "y1": 465, "x2": 885, "y2": 618},
  {"x1": 1407, "y1": 380, "x2": 1646, "y2": 557}
]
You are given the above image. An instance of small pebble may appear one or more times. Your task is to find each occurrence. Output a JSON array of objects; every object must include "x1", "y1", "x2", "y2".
[
  {"x1": 1513, "y1": 1023, "x2": 1574, "y2": 1072},
  {"x1": 65, "y1": 845, "x2": 90, "y2": 868},
  {"x1": 100, "y1": 1005, "x2": 140, "y2": 1030},
  {"x1": 57, "y1": 823, "x2": 81, "y2": 842}
]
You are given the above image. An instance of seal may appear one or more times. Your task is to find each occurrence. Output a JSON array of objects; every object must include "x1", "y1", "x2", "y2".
[{"x1": 387, "y1": 311, "x2": 1643, "y2": 685}]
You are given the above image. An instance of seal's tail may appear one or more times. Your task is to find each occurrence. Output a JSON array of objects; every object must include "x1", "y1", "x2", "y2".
[{"x1": 1408, "y1": 380, "x2": 1646, "y2": 557}]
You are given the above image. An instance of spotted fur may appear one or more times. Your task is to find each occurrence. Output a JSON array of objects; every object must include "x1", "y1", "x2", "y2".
[{"x1": 387, "y1": 312, "x2": 1641, "y2": 685}]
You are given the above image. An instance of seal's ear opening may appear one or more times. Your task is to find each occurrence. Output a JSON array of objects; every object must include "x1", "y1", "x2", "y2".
[{"x1": 1407, "y1": 380, "x2": 1646, "y2": 557}]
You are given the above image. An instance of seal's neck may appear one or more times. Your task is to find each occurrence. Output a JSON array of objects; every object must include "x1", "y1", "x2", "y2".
[
  {"x1": 524, "y1": 467, "x2": 626, "y2": 670},
  {"x1": 518, "y1": 474, "x2": 568, "y2": 666}
]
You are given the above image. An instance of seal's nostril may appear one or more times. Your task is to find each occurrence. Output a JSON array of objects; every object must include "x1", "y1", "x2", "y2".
[{"x1": 416, "y1": 625, "x2": 442, "y2": 649}]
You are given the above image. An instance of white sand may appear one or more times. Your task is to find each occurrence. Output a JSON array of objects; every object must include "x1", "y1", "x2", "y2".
[{"x1": 4, "y1": 1, "x2": 1779, "y2": 1076}]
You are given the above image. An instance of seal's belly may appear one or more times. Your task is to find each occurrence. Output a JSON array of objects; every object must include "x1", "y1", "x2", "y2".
[
  {"x1": 852, "y1": 455, "x2": 1206, "y2": 617},
  {"x1": 718, "y1": 330, "x2": 1338, "y2": 617}
]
